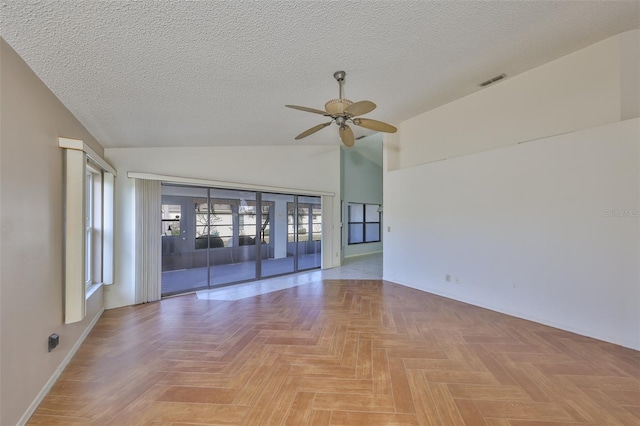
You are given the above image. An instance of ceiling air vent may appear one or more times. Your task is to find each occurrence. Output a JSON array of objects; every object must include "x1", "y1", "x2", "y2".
[{"x1": 479, "y1": 73, "x2": 506, "y2": 87}]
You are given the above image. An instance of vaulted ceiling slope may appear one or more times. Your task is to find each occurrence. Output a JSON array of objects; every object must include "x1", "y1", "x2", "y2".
[{"x1": 1, "y1": 1, "x2": 638, "y2": 149}]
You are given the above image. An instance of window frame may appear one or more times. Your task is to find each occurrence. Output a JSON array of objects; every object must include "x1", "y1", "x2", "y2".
[
  {"x1": 347, "y1": 203, "x2": 381, "y2": 245},
  {"x1": 60, "y1": 137, "x2": 116, "y2": 324}
]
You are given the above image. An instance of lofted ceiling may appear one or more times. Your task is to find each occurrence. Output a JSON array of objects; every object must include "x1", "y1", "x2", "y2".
[{"x1": 1, "y1": 1, "x2": 638, "y2": 149}]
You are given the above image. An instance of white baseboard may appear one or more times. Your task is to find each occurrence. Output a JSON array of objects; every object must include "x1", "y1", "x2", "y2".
[
  {"x1": 383, "y1": 275, "x2": 640, "y2": 351},
  {"x1": 344, "y1": 251, "x2": 383, "y2": 259},
  {"x1": 18, "y1": 307, "x2": 105, "y2": 426}
]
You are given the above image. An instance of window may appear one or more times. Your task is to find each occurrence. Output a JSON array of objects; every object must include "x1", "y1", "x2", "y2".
[
  {"x1": 85, "y1": 162, "x2": 104, "y2": 289},
  {"x1": 60, "y1": 137, "x2": 116, "y2": 324},
  {"x1": 161, "y1": 204, "x2": 181, "y2": 236},
  {"x1": 238, "y1": 200, "x2": 257, "y2": 245},
  {"x1": 194, "y1": 199, "x2": 209, "y2": 240},
  {"x1": 287, "y1": 203, "x2": 296, "y2": 242},
  {"x1": 192, "y1": 200, "x2": 241, "y2": 249},
  {"x1": 260, "y1": 203, "x2": 271, "y2": 244},
  {"x1": 297, "y1": 205, "x2": 309, "y2": 242},
  {"x1": 288, "y1": 202, "x2": 321, "y2": 243},
  {"x1": 312, "y1": 204, "x2": 322, "y2": 241},
  {"x1": 85, "y1": 169, "x2": 93, "y2": 286},
  {"x1": 348, "y1": 203, "x2": 381, "y2": 244}
]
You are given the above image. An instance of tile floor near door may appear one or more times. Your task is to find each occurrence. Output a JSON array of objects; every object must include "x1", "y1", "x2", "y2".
[
  {"x1": 162, "y1": 253, "x2": 325, "y2": 296},
  {"x1": 27, "y1": 252, "x2": 640, "y2": 425},
  {"x1": 196, "y1": 253, "x2": 382, "y2": 301}
]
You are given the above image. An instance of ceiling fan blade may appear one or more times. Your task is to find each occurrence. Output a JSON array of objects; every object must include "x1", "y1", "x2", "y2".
[
  {"x1": 339, "y1": 125, "x2": 355, "y2": 147},
  {"x1": 345, "y1": 100, "x2": 376, "y2": 117},
  {"x1": 285, "y1": 105, "x2": 328, "y2": 115},
  {"x1": 352, "y1": 118, "x2": 398, "y2": 133},
  {"x1": 295, "y1": 122, "x2": 332, "y2": 140}
]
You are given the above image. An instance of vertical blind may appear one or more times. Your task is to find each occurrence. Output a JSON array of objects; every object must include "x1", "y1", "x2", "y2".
[{"x1": 135, "y1": 179, "x2": 162, "y2": 303}]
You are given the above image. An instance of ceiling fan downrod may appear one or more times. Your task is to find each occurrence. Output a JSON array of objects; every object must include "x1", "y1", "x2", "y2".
[{"x1": 334, "y1": 70, "x2": 346, "y2": 99}]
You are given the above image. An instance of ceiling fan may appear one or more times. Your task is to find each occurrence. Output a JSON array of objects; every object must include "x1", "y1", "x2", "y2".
[{"x1": 286, "y1": 71, "x2": 397, "y2": 147}]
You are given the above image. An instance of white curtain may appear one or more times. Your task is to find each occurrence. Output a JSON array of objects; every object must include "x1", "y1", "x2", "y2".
[{"x1": 135, "y1": 179, "x2": 162, "y2": 303}]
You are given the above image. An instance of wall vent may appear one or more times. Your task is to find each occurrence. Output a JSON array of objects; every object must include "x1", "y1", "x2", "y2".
[{"x1": 479, "y1": 73, "x2": 506, "y2": 87}]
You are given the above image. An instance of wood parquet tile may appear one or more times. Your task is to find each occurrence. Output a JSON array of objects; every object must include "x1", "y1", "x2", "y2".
[{"x1": 28, "y1": 279, "x2": 640, "y2": 425}]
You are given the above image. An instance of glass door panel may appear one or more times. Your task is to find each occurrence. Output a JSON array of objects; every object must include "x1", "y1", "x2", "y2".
[
  {"x1": 298, "y1": 196, "x2": 322, "y2": 270},
  {"x1": 161, "y1": 186, "x2": 209, "y2": 295},
  {"x1": 208, "y1": 189, "x2": 257, "y2": 286},
  {"x1": 262, "y1": 194, "x2": 295, "y2": 277}
]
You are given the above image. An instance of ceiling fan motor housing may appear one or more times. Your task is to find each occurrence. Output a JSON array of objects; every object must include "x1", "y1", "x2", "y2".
[{"x1": 325, "y1": 98, "x2": 353, "y2": 115}]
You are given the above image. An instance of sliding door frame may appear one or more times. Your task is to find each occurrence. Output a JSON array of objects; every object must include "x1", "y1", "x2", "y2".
[{"x1": 160, "y1": 184, "x2": 324, "y2": 296}]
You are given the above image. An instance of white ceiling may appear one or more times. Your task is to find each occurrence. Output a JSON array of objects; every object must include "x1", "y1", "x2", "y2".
[{"x1": 1, "y1": 1, "x2": 638, "y2": 149}]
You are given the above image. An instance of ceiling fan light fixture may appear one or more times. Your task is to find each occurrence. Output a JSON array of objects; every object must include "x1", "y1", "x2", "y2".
[
  {"x1": 339, "y1": 124, "x2": 355, "y2": 147},
  {"x1": 325, "y1": 98, "x2": 353, "y2": 115}
]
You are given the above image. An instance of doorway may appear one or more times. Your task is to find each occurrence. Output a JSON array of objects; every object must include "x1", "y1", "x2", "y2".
[{"x1": 161, "y1": 184, "x2": 321, "y2": 296}]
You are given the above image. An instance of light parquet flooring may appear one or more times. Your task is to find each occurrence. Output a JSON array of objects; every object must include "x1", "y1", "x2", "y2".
[{"x1": 29, "y1": 280, "x2": 640, "y2": 425}]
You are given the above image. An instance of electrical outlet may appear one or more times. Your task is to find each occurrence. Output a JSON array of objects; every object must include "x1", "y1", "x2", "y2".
[
  {"x1": 445, "y1": 274, "x2": 451, "y2": 282},
  {"x1": 455, "y1": 277, "x2": 460, "y2": 284},
  {"x1": 48, "y1": 334, "x2": 59, "y2": 352}
]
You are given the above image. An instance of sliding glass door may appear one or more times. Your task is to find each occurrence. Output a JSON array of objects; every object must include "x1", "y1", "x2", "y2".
[
  {"x1": 207, "y1": 189, "x2": 258, "y2": 286},
  {"x1": 291, "y1": 196, "x2": 322, "y2": 271},
  {"x1": 161, "y1": 186, "x2": 209, "y2": 294},
  {"x1": 161, "y1": 185, "x2": 322, "y2": 296},
  {"x1": 262, "y1": 194, "x2": 295, "y2": 277}
]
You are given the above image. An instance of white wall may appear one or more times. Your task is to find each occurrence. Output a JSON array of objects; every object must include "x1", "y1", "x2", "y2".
[
  {"x1": 620, "y1": 30, "x2": 640, "y2": 121},
  {"x1": 397, "y1": 30, "x2": 638, "y2": 169},
  {"x1": 384, "y1": 119, "x2": 639, "y2": 349},
  {"x1": 342, "y1": 141, "x2": 383, "y2": 258},
  {"x1": 383, "y1": 30, "x2": 640, "y2": 350},
  {"x1": 105, "y1": 145, "x2": 341, "y2": 309}
]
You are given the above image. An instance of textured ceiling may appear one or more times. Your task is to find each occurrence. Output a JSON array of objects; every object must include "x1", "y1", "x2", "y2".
[{"x1": 1, "y1": 1, "x2": 638, "y2": 149}]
